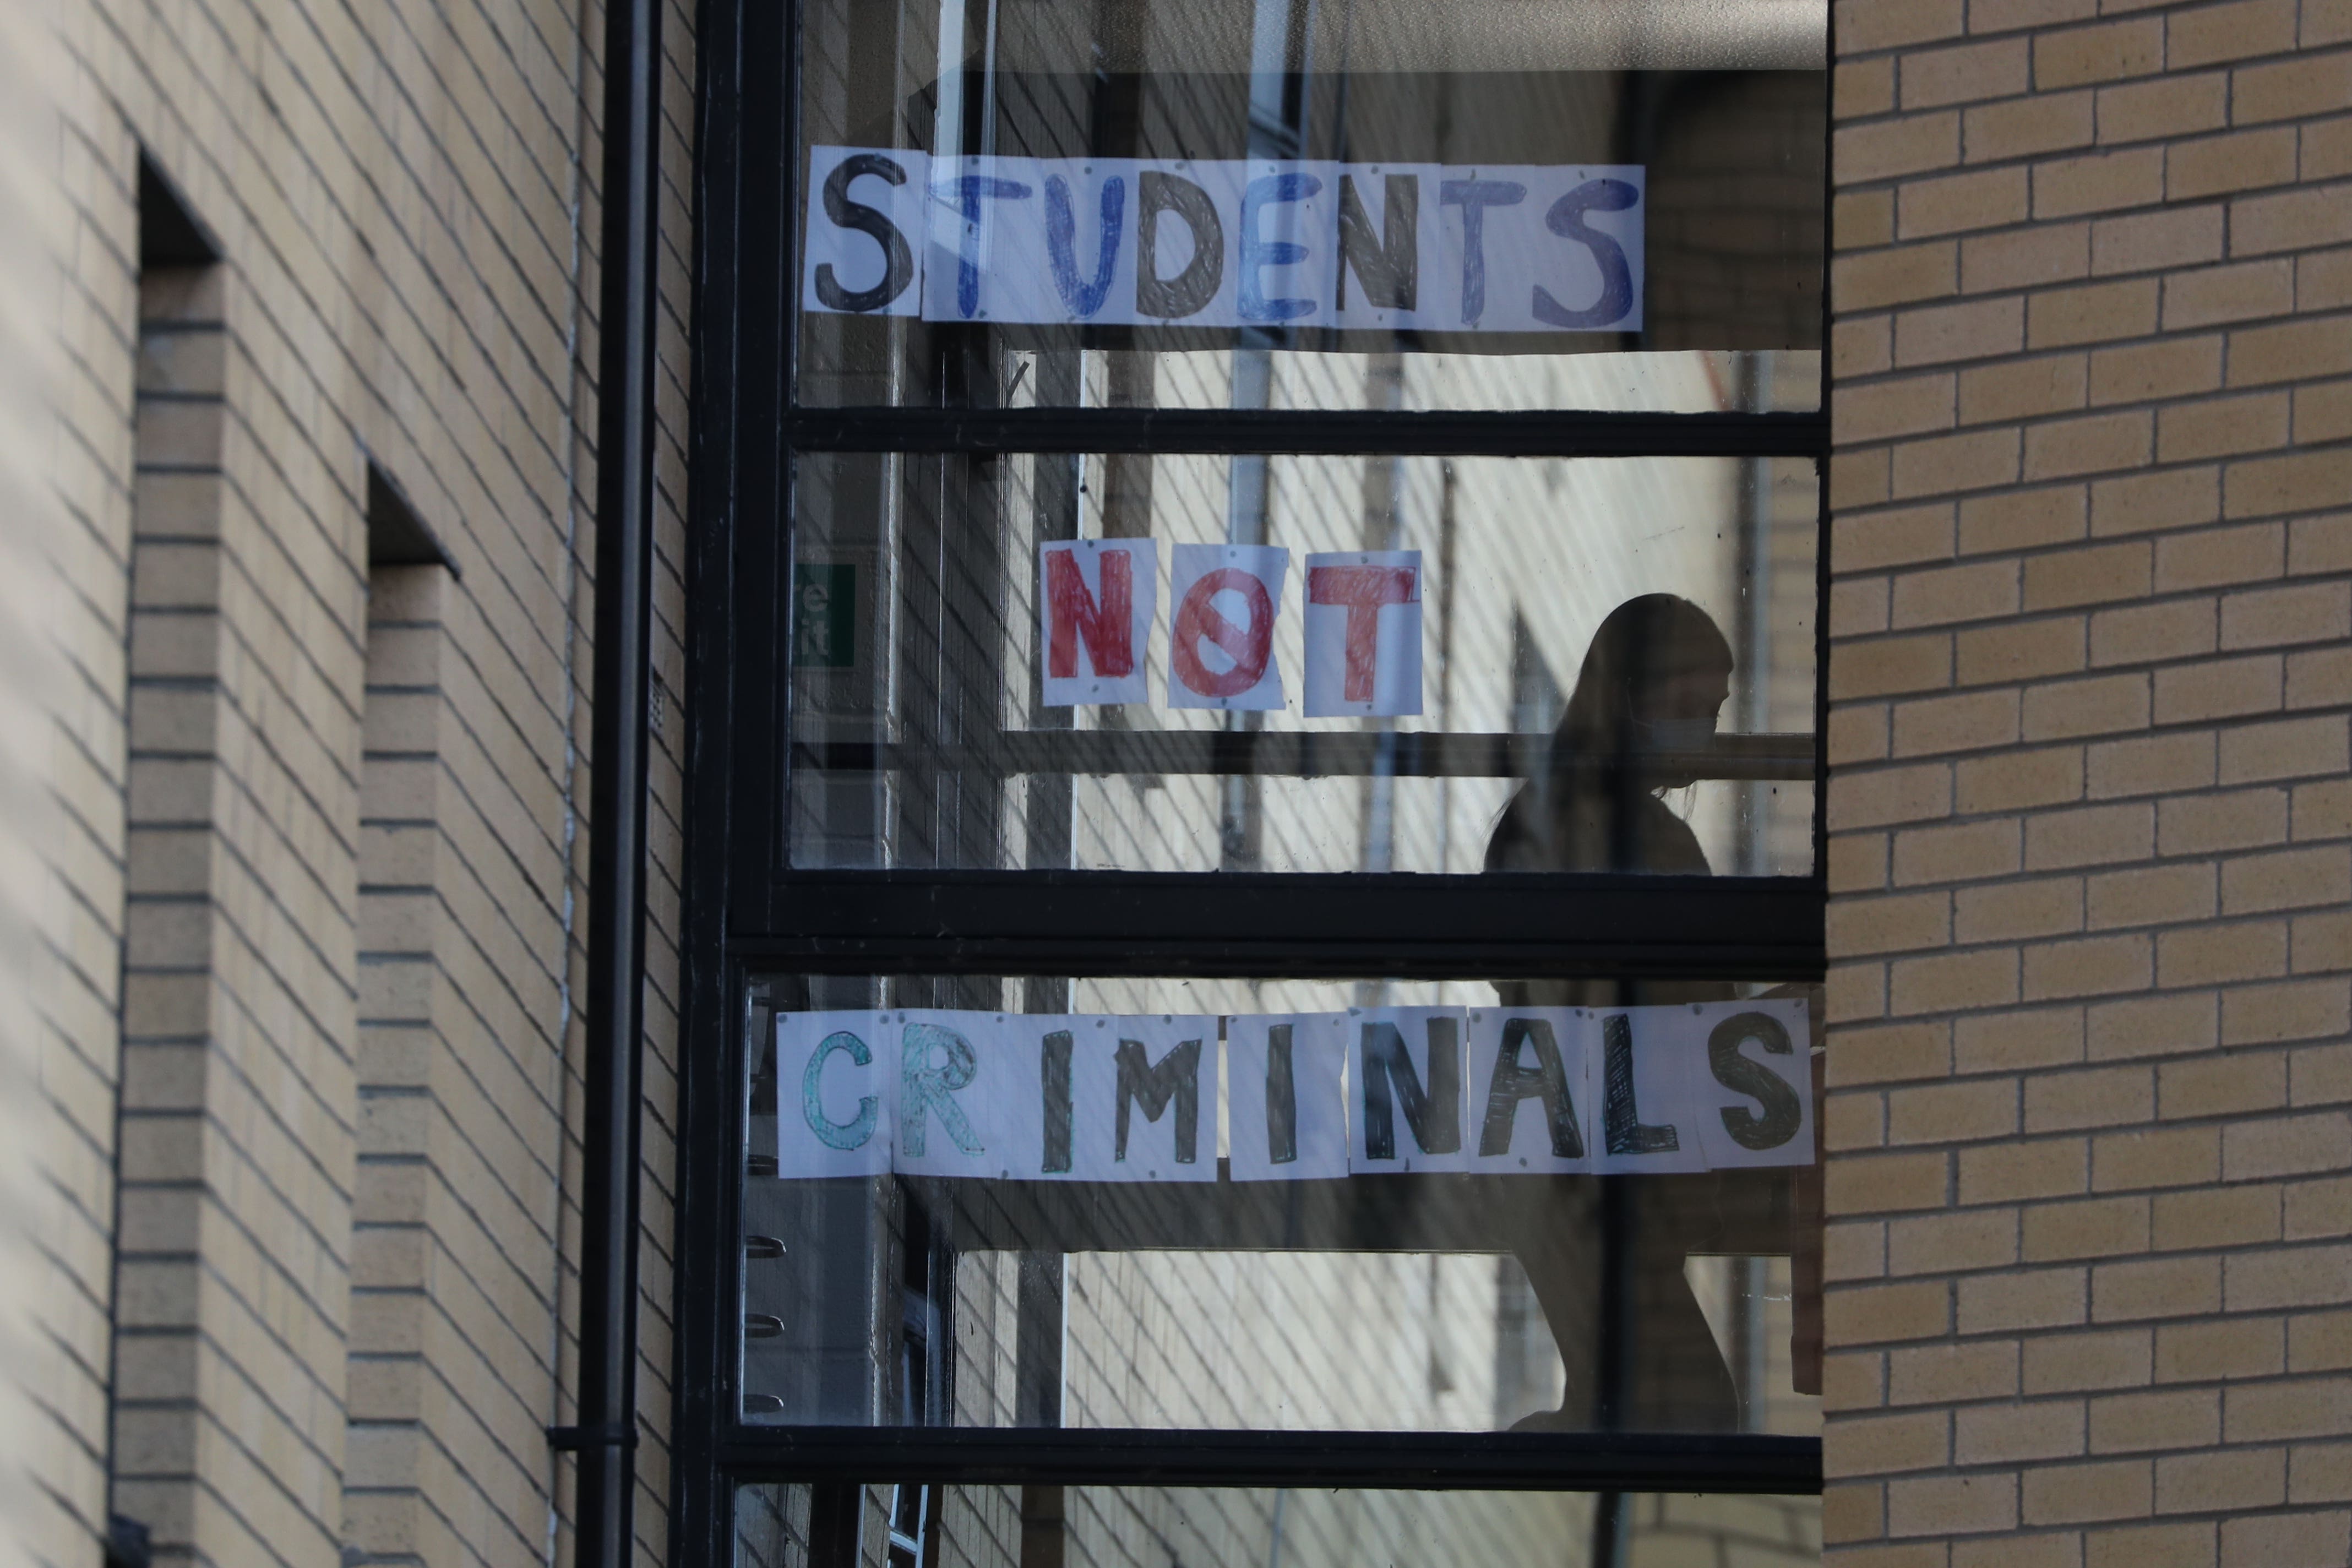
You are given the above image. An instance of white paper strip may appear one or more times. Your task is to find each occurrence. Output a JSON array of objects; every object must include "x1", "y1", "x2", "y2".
[
  {"x1": 1689, "y1": 999, "x2": 1817, "y2": 1170},
  {"x1": 892, "y1": 1010, "x2": 1012, "y2": 1179},
  {"x1": 1591, "y1": 1005, "x2": 1711, "y2": 1174},
  {"x1": 1226, "y1": 1013, "x2": 1349, "y2": 1181},
  {"x1": 1039, "y1": 539, "x2": 1156, "y2": 706},
  {"x1": 1464, "y1": 1006, "x2": 1593, "y2": 1174},
  {"x1": 776, "y1": 1010, "x2": 896, "y2": 1178},
  {"x1": 1348, "y1": 1006, "x2": 1469, "y2": 1173},
  {"x1": 1167, "y1": 544, "x2": 1289, "y2": 711},
  {"x1": 804, "y1": 150, "x2": 1646, "y2": 333},
  {"x1": 1302, "y1": 551, "x2": 1423, "y2": 717}
]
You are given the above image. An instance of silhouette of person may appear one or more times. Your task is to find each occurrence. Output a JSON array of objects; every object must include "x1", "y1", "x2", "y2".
[{"x1": 1488, "y1": 594, "x2": 1746, "y2": 1434}]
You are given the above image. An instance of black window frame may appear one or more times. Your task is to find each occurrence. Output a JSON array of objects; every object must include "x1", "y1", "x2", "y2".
[{"x1": 673, "y1": 3, "x2": 1833, "y2": 1559}]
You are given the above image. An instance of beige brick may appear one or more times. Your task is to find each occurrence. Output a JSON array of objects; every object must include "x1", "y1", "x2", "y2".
[
  {"x1": 1901, "y1": 166, "x2": 2034, "y2": 239},
  {"x1": 1954, "y1": 1531, "x2": 2087, "y2": 1568},
  {"x1": 2222, "y1": 846, "x2": 2352, "y2": 916},
  {"x1": 2150, "y1": 522, "x2": 2285, "y2": 596},
  {"x1": 1890, "y1": 1206, "x2": 2021, "y2": 1272},
  {"x1": 1838, "y1": 58, "x2": 1898, "y2": 119},
  {"x1": 2153, "y1": 654, "x2": 2283, "y2": 723},
  {"x1": 2026, "y1": 1193, "x2": 2152, "y2": 1261},
  {"x1": 1830, "y1": 1409, "x2": 1953, "y2": 1476},
  {"x1": 1965, "y1": 89, "x2": 2098, "y2": 163},
  {"x1": 1904, "y1": 36, "x2": 2031, "y2": 106},
  {"x1": 1830, "y1": 1278, "x2": 1956, "y2": 1343},
  {"x1": 1961, "y1": 484, "x2": 2088, "y2": 554},
  {"x1": 1829, "y1": 761, "x2": 1955, "y2": 829},
  {"x1": 2026, "y1": 540, "x2": 2153, "y2": 610},
  {"x1": 1961, "y1": 222, "x2": 2092, "y2": 293},
  {"x1": 2159, "y1": 787, "x2": 2290, "y2": 856},
  {"x1": 2221, "y1": 582, "x2": 2352, "y2": 650},
  {"x1": 1893, "y1": 946, "x2": 2021, "y2": 1013},
  {"x1": 1890, "y1": 1473, "x2": 2019, "y2": 1537},
  {"x1": 2087, "y1": 732, "x2": 2217, "y2": 799},
  {"x1": 2156, "y1": 1184, "x2": 2284, "y2": 1251},
  {"x1": 2091, "y1": 994, "x2": 2220, "y2": 1083},
  {"x1": 2159, "y1": 920, "x2": 2290, "y2": 987},
  {"x1": 1890, "y1": 1075, "x2": 2022, "y2": 1144},
  {"x1": 2032, "y1": 277, "x2": 2162, "y2": 349},
  {"x1": 2231, "y1": 53, "x2": 2352, "y2": 125},
  {"x1": 2026, "y1": 932, "x2": 2154, "y2": 1001},
  {"x1": 2156, "y1": 393, "x2": 2291, "y2": 465},
  {"x1": 1957, "y1": 876, "x2": 2086, "y2": 944},
  {"x1": 1972, "y1": 0, "x2": 2095, "y2": 30},
  {"x1": 2089, "y1": 335, "x2": 2224, "y2": 406},
  {"x1": 2286, "y1": 645, "x2": 2352, "y2": 710},
  {"x1": 2224, "y1": 1379, "x2": 2352, "y2": 1443},
  {"x1": 2093, "y1": 1126, "x2": 2220, "y2": 1193},
  {"x1": 2294, "y1": 906, "x2": 2352, "y2": 971},
  {"x1": 1957, "y1": 617, "x2": 2087, "y2": 685},
  {"x1": 2302, "y1": 248, "x2": 2352, "y2": 311},
  {"x1": 2036, "y1": 17, "x2": 2164, "y2": 87},
  {"x1": 2094, "y1": 1256, "x2": 2224, "y2": 1324},
  {"x1": 1837, "y1": 0, "x2": 1967, "y2": 52},
  {"x1": 2157, "y1": 1316, "x2": 2284, "y2": 1381},
  {"x1": 1836, "y1": 243, "x2": 1963, "y2": 312},
  {"x1": 2089, "y1": 466, "x2": 2221, "y2": 538},
  {"x1": 1837, "y1": 374, "x2": 1960, "y2": 444},
  {"x1": 2023, "y1": 1457, "x2": 2156, "y2": 1525},
  {"x1": 1892, "y1": 425, "x2": 2024, "y2": 498},
  {"x1": 2164, "y1": 259, "x2": 2296, "y2": 330},
  {"x1": 2028, "y1": 672, "x2": 2155, "y2": 741},
  {"x1": 2232, "y1": 184, "x2": 2352, "y2": 257},
  {"x1": 1957, "y1": 1399, "x2": 2087, "y2": 1465},
  {"x1": 1832, "y1": 1150, "x2": 1956, "y2": 1215},
  {"x1": 2156, "y1": 1447, "x2": 2286, "y2": 1512},
  {"x1": 2095, "y1": 205, "x2": 2227, "y2": 278},
  {"x1": 2225, "y1": 448, "x2": 2352, "y2": 520},
  {"x1": 1835, "y1": 632, "x2": 1956, "y2": 699},
  {"x1": 2024, "y1": 1328, "x2": 2154, "y2": 1394},
  {"x1": 1962, "y1": 1265, "x2": 2092, "y2": 1335},
  {"x1": 2167, "y1": 127, "x2": 2300, "y2": 199},
  {"x1": 1961, "y1": 1130, "x2": 2090, "y2": 1199},
  {"x1": 1834, "y1": 584, "x2": 1892, "y2": 651},
  {"x1": 2087, "y1": 865, "x2": 2218, "y2": 932},
  {"x1": 2229, "y1": 978, "x2": 2351, "y2": 1046},
  {"x1": 2169, "y1": 0, "x2": 2300, "y2": 66},
  {"x1": 1831, "y1": 889, "x2": 1956, "y2": 955},
  {"x1": 1836, "y1": 312, "x2": 1897, "y2": 375},
  {"x1": 2085, "y1": 1521, "x2": 2217, "y2": 1568},
  {"x1": 2027, "y1": 1063, "x2": 2157, "y2": 1131},
  {"x1": 1957, "y1": 746, "x2": 2088, "y2": 814},
  {"x1": 2224, "y1": 717, "x2": 2352, "y2": 785},
  {"x1": 2218, "y1": 1510, "x2": 2352, "y2": 1568},
  {"x1": 1958, "y1": 1008, "x2": 2089, "y2": 1076},
  {"x1": 2225, "y1": 1113, "x2": 2352, "y2": 1182},
  {"x1": 2090, "y1": 1386, "x2": 2221, "y2": 1454},
  {"x1": 2225, "y1": 314, "x2": 2352, "y2": 387},
  {"x1": 1891, "y1": 689, "x2": 2022, "y2": 756},
  {"x1": 2097, "y1": 73, "x2": 2230, "y2": 144},
  {"x1": 2296, "y1": 380, "x2": 2352, "y2": 444},
  {"x1": 2289, "y1": 513, "x2": 2352, "y2": 576},
  {"x1": 1834, "y1": 831, "x2": 1894, "y2": 892},
  {"x1": 1836, "y1": 502, "x2": 1958, "y2": 571},
  {"x1": 2037, "y1": 146, "x2": 2169, "y2": 220},
  {"x1": 1823, "y1": 1479, "x2": 1887, "y2": 1547},
  {"x1": 1837, "y1": 448, "x2": 1894, "y2": 509},
  {"x1": 1959, "y1": 355, "x2": 2089, "y2": 427},
  {"x1": 1840, "y1": 112, "x2": 1964, "y2": 183},
  {"x1": 1831, "y1": 1019, "x2": 1954, "y2": 1086},
  {"x1": 2290, "y1": 1310, "x2": 2352, "y2": 1372},
  {"x1": 2026, "y1": 801, "x2": 2156, "y2": 870},
  {"x1": 1892, "y1": 558, "x2": 2019, "y2": 626}
]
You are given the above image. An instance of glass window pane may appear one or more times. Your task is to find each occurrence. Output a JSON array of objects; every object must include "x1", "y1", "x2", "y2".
[
  {"x1": 736, "y1": 1482, "x2": 1822, "y2": 1568},
  {"x1": 787, "y1": 451, "x2": 1817, "y2": 875},
  {"x1": 740, "y1": 973, "x2": 1824, "y2": 1439},
  {"x1": 792, "y1": 0, "x2": 1826, "y2": 412}
]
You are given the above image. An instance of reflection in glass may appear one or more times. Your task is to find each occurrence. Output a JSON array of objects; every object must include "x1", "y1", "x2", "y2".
[
  {"x1": 793, "y1": 0, "x2": 1825, "y2": 412},
  {"x1": 735, "y1": 1482, "x2": 1823, "y2": 1568},
  {"x1": 739, "y1": 974, "x2": 1823, "y2": 1439},
  {"x1": 787, "y1": 453, "x2": 1817, "y2": 875}
]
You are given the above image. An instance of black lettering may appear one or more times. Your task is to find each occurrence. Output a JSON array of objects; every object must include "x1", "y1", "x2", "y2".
[
  {"x1": 1336, "y1": 173, "x2": 1417, "y2": 311},
  {"x1": 1114, "y1": 1036, "x2": 1202, "y2": 1164},
  {"x1": 1041, "y1": 1029, "x2": 1074, "y2": 1173},
  {"x1": 815, "y1": 154, "x2": 916, "y2": 312},
  {"x1": 1707, "y1": 1011, "x2": 1805, "y2": 1151},
  {"x1": 1136, "y1": 171, "x2": 1224, "y2": 319},
  {"x1": 1479, "y1": 1016, "x2": 1583, "y2": 1159},
  {"x1": 1360, "y1": 1017, "x2": 1462, "y2": 1161},
  {"x1": 1602, "y1": 1012, "x2": 1679, "y2": 1156},
  {"x1": 1265, "y1": 1023, "x2": 1297, "y2": 1164}
]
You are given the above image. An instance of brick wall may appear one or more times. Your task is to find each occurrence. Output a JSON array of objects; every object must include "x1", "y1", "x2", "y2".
[
  {"x1": 1823, "y1": 0, "x2": 2352, "y2": 1563},
  {"x1": 30, "y1": 1, "x2": 696, "y2": 1564}
]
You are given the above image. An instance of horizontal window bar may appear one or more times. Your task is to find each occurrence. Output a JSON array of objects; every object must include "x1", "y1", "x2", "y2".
[
  {"x1": 717, "y1": 1427, "x2": 1822, "y2": 1494},
  {"x1": 790, "y1": 730, "x2": 1815, "y2": 781},
  {"x1": 739, "y1": 872, "x2": 1825, "y2": 979},
  {"x1": 782, "y1": 406, "x2": 1828, "y2": 458}
]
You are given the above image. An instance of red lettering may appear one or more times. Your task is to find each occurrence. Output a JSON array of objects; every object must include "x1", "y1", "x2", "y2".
[
  {"x1": 1306, "y1": 564, "x2": 1416, "y2": 703},
  {"x1": 1046, "y1": 547, "x2": 1136, "y2": 678},
  {"x1": 1172, "y1": 568, "x2": 1273, "y2": 697}
]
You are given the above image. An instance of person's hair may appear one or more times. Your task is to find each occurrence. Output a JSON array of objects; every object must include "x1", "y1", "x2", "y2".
[{"x1": 1554, "y1": 593, "x2": 1734, "y2": 753}]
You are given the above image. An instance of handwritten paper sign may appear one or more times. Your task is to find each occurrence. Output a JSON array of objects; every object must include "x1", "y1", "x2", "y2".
[
  {"x1": 1168, "y1": 545, "x2": 1289, "y2": 711},
  {"x1": 1039, "y1": 539, "x2": 1156, "y2": 706},
  {"x1": 1303, "y1": 552, "x2": 1423, "y2": 716},
  {"x1": 804, "y1": 149, "x2": 1646, "y2": 334},
  {"x1": 774, "y1": 1003, "x2": 1814, "y2": 1181}
]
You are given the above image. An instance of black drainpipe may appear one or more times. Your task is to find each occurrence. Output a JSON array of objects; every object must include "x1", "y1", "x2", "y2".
[{"x1": 550, "y1": 0, "x2": 661, "y2": 1561}]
